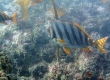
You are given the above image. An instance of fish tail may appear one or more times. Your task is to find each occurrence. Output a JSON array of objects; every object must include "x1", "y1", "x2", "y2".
[
  {"x1": 11, "y1": 12, "x2": 17, "y2": 24},
  {"x1": 96, "y1": 36, "x2": 108, "y2": 54}
]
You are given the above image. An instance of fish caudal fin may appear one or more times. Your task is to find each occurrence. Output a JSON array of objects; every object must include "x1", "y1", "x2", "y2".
[
  {"x1": 11, "y1": 12, "x2": 17, "y2": 24},
  {"x1": 96, "y1": 36, "x2": 108, "y2": 54}
]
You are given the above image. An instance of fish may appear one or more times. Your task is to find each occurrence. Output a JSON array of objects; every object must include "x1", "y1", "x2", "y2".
[
  {"x1": 14, "y1": 0, "x2": 30, "y2": 20},
  {"x1": 48, "y1": 0, "x2": 108, "y2": 55},
  {"x1": 48, "y1": 20, "x2": 108, "y2": 55},
  {"x1": 0, "y1": 10, "x2": 17, "y2": 24},
  {"x1": 30, "y1": 0, "x2": 44, "y2": 6}
]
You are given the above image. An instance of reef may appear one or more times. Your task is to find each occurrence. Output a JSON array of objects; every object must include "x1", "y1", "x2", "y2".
[
  {"x1": 0, "y1": 0, "x2": 110, "y2": 80},
  {"x1": 0, "y1": 52, "x2": 17, "y2": 80}
]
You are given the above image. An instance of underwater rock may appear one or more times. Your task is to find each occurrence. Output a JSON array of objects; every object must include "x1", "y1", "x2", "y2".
[
  {"x1": 29, "y1": 63, "x2": 48, "y2": 80},
  {"x1": 0, "y1": 52, "x2": 18, "y2": 80},
  {"x1": 0, "y1": 52, "x2": 12, "y2": 73}
]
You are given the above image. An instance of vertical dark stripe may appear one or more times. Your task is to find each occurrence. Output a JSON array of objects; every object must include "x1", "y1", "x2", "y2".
[
  {"x1": 55, "y1": 21, "x2": 63, "y2": 39},
  {"x1": 77, "y1": 28, "x2": 83, "y2": 45},
  {"x1": 69, "y1": 24, "x2": 80, "y2": 45},
  {"x1": 62, "y1": 22, "x2": 73, "y2": 45},
  {"x1": 65, "y1": 22, "x2": 77, "y2": 46},
  {"x1": 51, "y1": 26, "x2": 57, "y2": 38},
  {"x1": 74, "y1": 27, "x2": 82, "y2": 45},
  {"x1": 81, "y1": 32, "x2": 86, "y2": 46}
]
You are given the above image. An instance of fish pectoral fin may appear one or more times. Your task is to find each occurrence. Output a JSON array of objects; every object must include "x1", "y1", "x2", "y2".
[
  {"x1": 55, "y1": 38, "x2": 66, "y2": 45},
  {"x1": 63, "y1": 47, "x2": 71, "y2": 55},
  {"x1": 82, "y1": 47, "x2": 91, "y2": 53},
  {"x1": 2, "y1": 22, "x2": 7, "y2": 25}
]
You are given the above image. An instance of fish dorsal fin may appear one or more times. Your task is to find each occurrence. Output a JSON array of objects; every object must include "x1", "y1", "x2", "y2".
[
  {"x1": 63, "y1": 47, "x2": 71, "y2": 55},
  {"x1": 50, "y1": 6, "x2": 65, "y2": 18},
  {"x1": 74, "y1": 22, "x2": 93, "y2": 40},
  {"x1": 51, "y1": 0, "x2": 59, "y2": 19}
]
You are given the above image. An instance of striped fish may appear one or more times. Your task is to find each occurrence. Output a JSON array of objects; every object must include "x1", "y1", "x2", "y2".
[
  {"x1": 48, "y1": 20, "x2": 108, "y2": 55},
  {"x1": 0, "y1": 10, "x2": 17, "y2": 24},
  {"x1": 50, "y1": 20, "x2": 92, "y2": 48},
  {"x1": 48, "y1": 0, "x2": 108, "y2": 56}
]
